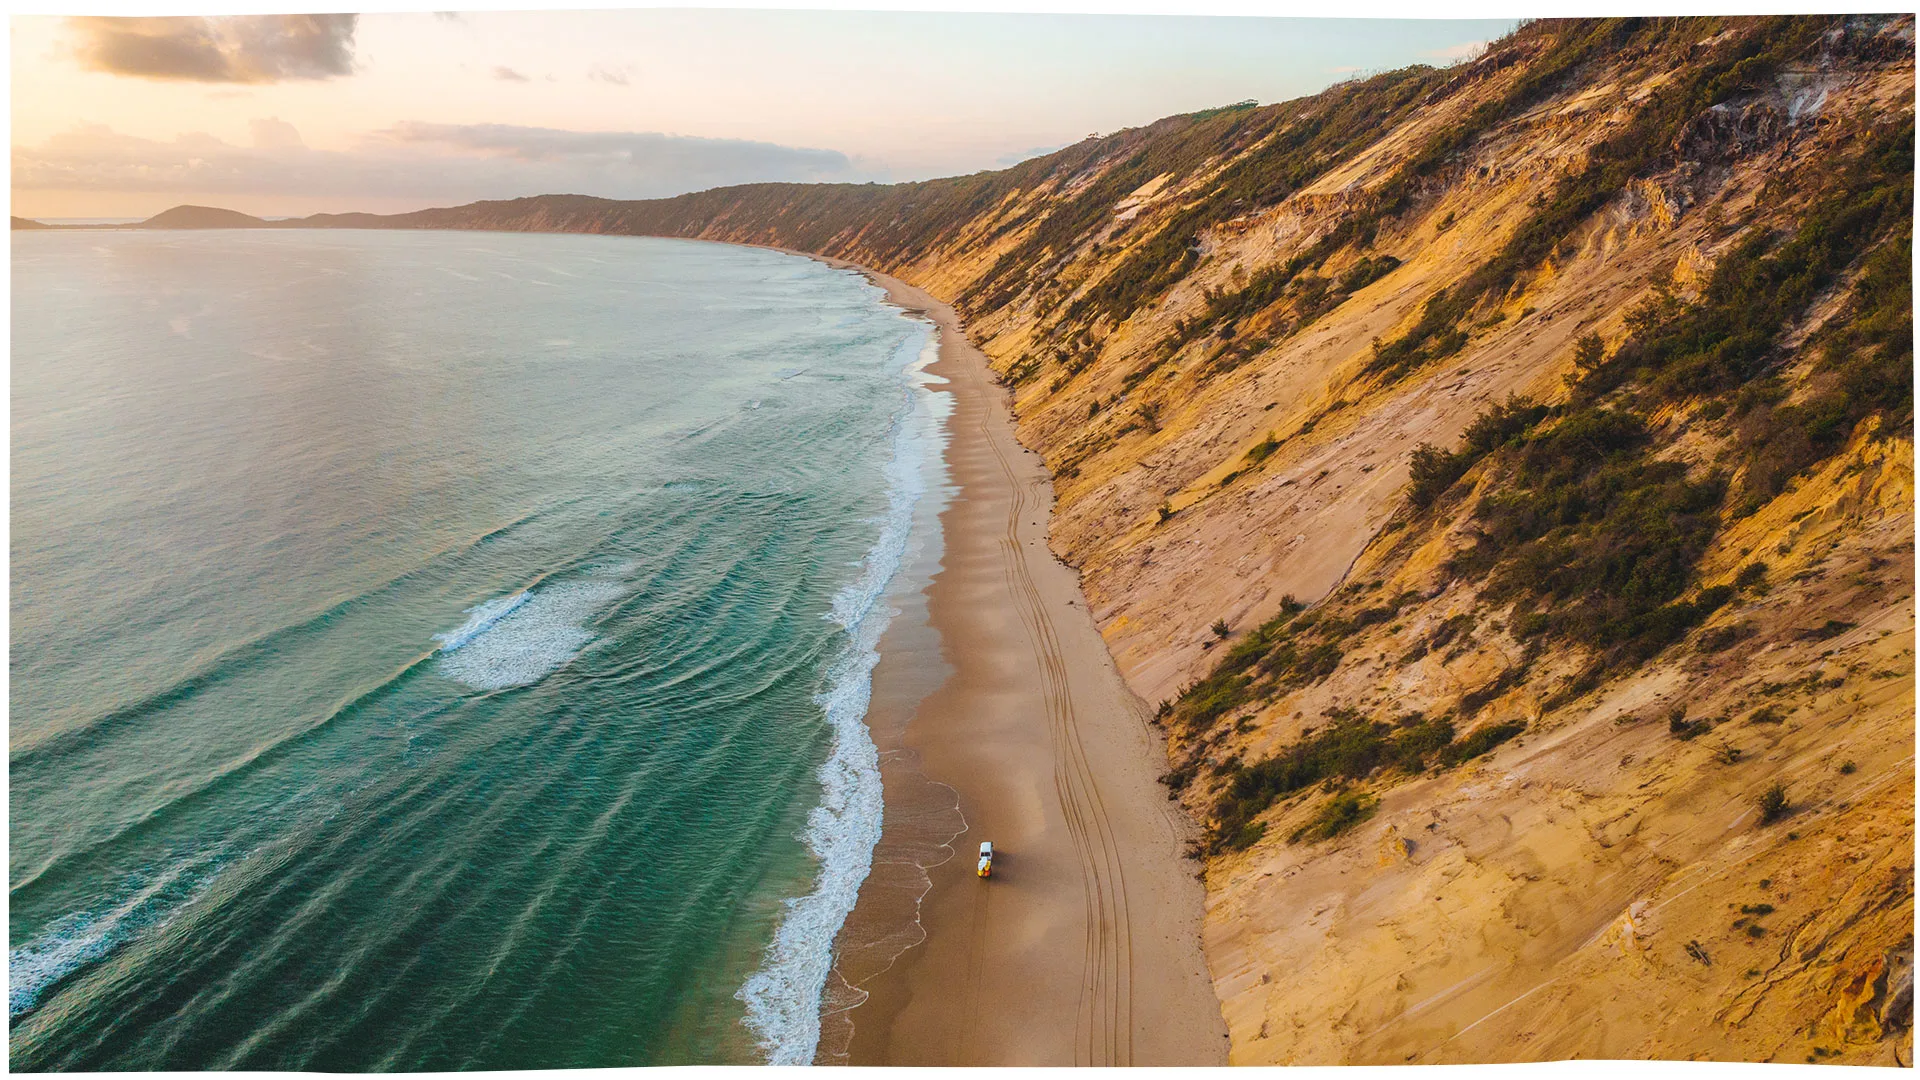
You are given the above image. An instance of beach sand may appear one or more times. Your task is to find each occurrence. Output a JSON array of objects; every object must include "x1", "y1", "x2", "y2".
[{"x1": 808, "y1": 257, "x2": 1228, "y2": 1066}]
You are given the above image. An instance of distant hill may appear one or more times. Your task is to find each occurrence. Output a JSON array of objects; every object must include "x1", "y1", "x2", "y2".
[
  {"x1": 11, "y1": 216, "x2": 51, "y2": 229},
  {"x1": 139, "y1": 205, "x2": 269, "y2": 229}
]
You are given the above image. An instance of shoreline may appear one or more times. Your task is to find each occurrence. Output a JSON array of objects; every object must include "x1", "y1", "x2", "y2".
[
  {"x1": 792, "y1": 251, "x2": 1228, "y2": 1066},
  {"x1": 811, "y1": 313, "x2": 965, "y2": 1066},
  {"x1": 734, "y1": 311, "x2": 951, "y2": 1063}
]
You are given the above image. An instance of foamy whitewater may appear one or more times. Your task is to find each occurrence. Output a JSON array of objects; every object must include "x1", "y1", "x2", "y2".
[
  {"x1": 736, "y1": 324, "x2": 941, "y2": 1064},
  {"x1": 8, "y1": 851, "x2": 229, "y2": 1019},
  {"x1": 433, "y1": 591, "x2": 531, "y2": 652},
  {"x1": 11, "y1": 231, "x2": 942, "y2": 1069},
  {"x1": 436, "y1": 580, "x2": 628, "y2": 690}
]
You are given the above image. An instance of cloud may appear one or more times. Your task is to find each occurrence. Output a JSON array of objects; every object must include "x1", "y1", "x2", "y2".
[
  {"x1": 13, "y1": 122, "x2": 871, "y2": 212},
  {"x1": 433, "y1": 11, "x2": 464, "y2": 22},
  {"x1": 492, "y1": 65, "x2": 529, "y2": 82},
  {"x1": 588, "y1": 64, "x2": 631, "y2": 87},
  {"x1": 1425, "y1": 39, "x2": 1488, "y2": 63},
  {"x1": 66, "y1": 14, "x2": 357, "y2": 83}
]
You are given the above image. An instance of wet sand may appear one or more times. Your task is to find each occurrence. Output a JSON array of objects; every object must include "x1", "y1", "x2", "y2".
[{"x1": 800, "y1": 254, "x2": 1228, "y2": 1066}]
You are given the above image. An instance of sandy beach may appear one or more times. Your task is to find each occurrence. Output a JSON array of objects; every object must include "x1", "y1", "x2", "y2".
[{"x1": 798, "y1": 256, "x2": 1227, "y2": 1066}]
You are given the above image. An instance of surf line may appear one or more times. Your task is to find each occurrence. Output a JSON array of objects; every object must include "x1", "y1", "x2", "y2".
[
  {"x1": 433, "y1": 591, "x2": 532, "y2": 652},
  {"x1": 736, "y1": 315, "x2": 942, "y2": 1065}
]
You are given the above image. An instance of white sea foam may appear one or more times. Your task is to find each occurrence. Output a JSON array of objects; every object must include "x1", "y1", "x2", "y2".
[
  {"x1": 433, "y1": 591, "x2": 531, "y2": 652},
  {"x1": 436, "y1": 582, "x2": 625, "y2": 691},
  {"x1": 9, "y1": 854, "x2": 223, "y2": 1019},
  {"x1": 736, "y1": 320, "x2": 942, "y2": 1065}
]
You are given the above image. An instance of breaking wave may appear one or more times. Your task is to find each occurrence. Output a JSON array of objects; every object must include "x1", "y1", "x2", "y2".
[
  {"x1": 735, "y1": 321, "x2": 939, "y2": 1064},
  {"x1": 10, "y1": 852, "x2": 227, "y2": 1019},
  {"x1": 435, "y1": 582, "x2": 626, "y2": 691}
]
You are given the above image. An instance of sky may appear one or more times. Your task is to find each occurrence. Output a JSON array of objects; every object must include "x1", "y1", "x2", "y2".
[{"x1": 11, "y1": 9, "x2": 1517, "y2": 219}]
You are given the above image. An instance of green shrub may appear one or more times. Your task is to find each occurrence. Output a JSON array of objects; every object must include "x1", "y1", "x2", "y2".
[
  {"x1": 1178, "y1": 674, "x2": 1252, "y2": 731},
  {"x1": 1245, "y1": 433, "x2": 1282, "y2": 466},
  {"x1": 1205, "y1": 710, "x2": 1490, "y2": 849},
  {"x1": 1407, "y1": 443, "x2": 1473, "y2": 509},
  {"x1": 1406, "y1": 395, "x2": 1552, "y2": 510},
  {"x1": 1291, "y1": 643, "x2": 1345, "y2": 682},
  {"x1": 1441, "y1": 720, "x2": 1526, "y2": 764},
  {"x1": 1160, "y1": 762, "x2": 1197, "y2": 792},
  {"x1": 1226, "y1": 820, "x2": 1268, "y2": 850},
  {"x1": 1440, "y1": 405, "x2": 1734, "y2": 667},
  {"x1": 1289, "y1": 791, "x2": 1380, "y2": 844},
  {"x1": 1755, "y1": 782, "x2": 1790, "y2": 824},
  {"x1": 1571, "y1": 332, "x2": 1606, "y2": 377}
]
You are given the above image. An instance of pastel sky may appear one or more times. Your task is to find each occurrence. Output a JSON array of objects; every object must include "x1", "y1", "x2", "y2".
[{"x1": 12, "y1": 10, "x2": 1516, "y2": 219}]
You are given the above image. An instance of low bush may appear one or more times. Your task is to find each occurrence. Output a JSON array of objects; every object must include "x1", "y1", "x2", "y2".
[
  {"x1": 1406, "y1": 395, "x2": 1554, "y2": 509},
  {"x1": 1244, "y1": 433, "x2": 1282, "y2": 466},
  {"x1": 1204, "y1": 710, "x2": 1529, "y2": 851},
  {"x1": 1441, "y1": 720, "x2": 1527, "y2": 764},
  {"x1": 1289, "y1": 791, "x2": 1379, "y2": 844}
]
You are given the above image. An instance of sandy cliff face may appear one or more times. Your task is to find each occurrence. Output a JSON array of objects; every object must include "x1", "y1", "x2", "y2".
[
  {"x1": 1195, "y1": 421, "x2": 1913, "y2": 1064},
  {"x1": 877, "y1": 17, "x2": 1914, "y2": 1064},
  {"x1": 315, "y1": 16, "x2": 1913, "y2": 1062}
]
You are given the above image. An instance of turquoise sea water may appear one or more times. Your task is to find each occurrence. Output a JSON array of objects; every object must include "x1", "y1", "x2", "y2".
[{"x1": 9, "y1": 229, "x2": 941, "y2": 1068}]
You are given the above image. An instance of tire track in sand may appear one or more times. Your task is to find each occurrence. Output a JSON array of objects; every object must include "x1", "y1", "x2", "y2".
[
  {"x1": 977, "y1": 403, "x2": 1135, "y2": 1066},
  {"x1": 956, "y1": 852, "x2": 991, "y2": 1062}
]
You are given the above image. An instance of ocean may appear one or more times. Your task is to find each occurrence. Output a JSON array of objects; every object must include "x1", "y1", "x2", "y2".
[{"x1": 8, "y1": 228, "x2": 946, "y2": 1068}]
